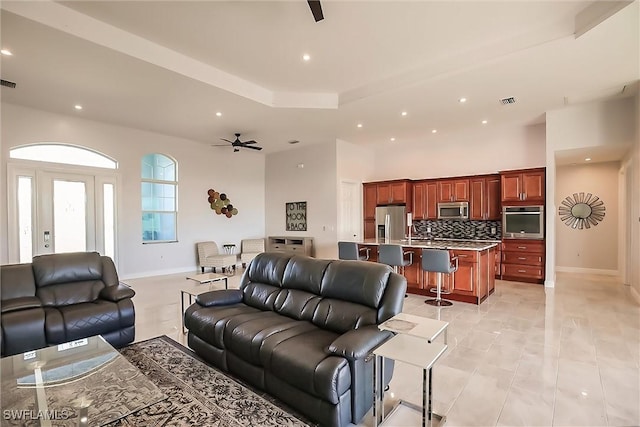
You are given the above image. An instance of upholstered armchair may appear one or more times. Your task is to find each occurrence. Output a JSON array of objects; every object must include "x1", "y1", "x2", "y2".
[
  {"x1": 240, "y1": 238, "x2": 265, "y2": 268},
  {"x1": 196, "y1": 241, "x2": 237, "y2": 273}
]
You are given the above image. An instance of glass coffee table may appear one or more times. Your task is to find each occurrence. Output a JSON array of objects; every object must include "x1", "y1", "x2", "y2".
[{"x1": 1, "y1": 336, "x2": 165, "y2": 426}]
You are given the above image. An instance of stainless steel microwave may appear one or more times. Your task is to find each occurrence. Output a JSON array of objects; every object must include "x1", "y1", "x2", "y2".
[
  {"x1": 437, "y1": 202, "x2": 469, "y2": 220},
  {"x1": 502, "y1": 206, "x2": 544, "y2": 239}
]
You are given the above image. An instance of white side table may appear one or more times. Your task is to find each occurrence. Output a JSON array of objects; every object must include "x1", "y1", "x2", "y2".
[
  {"x1": 379, "y1": 312, "x2": 449, "y2": 344},
  {"x1": 373, "y1": 334, "x2": 447, "y2": 427}
]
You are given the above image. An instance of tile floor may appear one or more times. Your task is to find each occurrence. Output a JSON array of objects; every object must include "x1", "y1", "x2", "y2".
[{"x1": 127, "y1": 269, "x2": 640, "y2": 427}]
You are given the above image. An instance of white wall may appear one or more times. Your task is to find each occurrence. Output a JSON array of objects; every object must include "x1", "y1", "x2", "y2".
[
  {"x1": 1, "y1": 104, "x2": 266, "y2": 278},
  {"x1": 546, "y1": 96, "x2": 637, "y2": 287},
  {"x1": 265, "y1": 141, "x2": 338, "y2": 259},
  {"x1": 368, "y1": 123, "x2": 546, "y2": 180},
  {"x1": 555, "y1": 161, "x2": 619, "y2": 274}
]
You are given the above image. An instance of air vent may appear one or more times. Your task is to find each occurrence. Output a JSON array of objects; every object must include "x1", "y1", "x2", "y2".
[
  {"x1": 288, "y1": 140, "x2": 300, "y2": 145},
  {"x1": 499, "y1": 97, "x2": 516, "y2": 105},
  {"x1": 1, "y1": 79, "x2": 16, "y2": 89}
]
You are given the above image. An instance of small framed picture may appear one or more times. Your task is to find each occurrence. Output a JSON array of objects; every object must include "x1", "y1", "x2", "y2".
[{"x1": 286, "y1": 201, "x2": 307, "y2": 231}]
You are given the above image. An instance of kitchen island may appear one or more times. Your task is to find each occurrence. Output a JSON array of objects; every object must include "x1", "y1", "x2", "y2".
[{"x1": 357, "y1": 238, "x2": 498, "y2": 305}]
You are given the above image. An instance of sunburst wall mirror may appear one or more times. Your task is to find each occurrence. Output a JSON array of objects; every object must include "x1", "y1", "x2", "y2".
[{"x1": 558, "y1": 192, "x2": 605, "y2": 229}]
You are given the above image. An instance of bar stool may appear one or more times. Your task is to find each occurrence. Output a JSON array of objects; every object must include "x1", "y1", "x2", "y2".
[
  {"x1": 338, "y1": 241, "x2": 370, "y2": 261},
  {"x1": 378, "y1": 244, "x2": 413, "y2": 274},
  {"x1": 422, "y1": 249, "x2": 458, "y2": 307}
]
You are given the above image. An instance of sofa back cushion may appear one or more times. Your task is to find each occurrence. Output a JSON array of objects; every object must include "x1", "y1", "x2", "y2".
[
  {"x1": 320, "y1": 261, "x2": 391, "y2": 308},
  {"x1": 311, "y1": 260, "x2": 392, "y2": 333},
  {"x1": 0, "y1": 263, "x2": 36, "y2": 301},
  {"x1": 33, "y1": 252, "x2": 106, "y2": 307},
  {"x1": 240, "y1": 253, "x2": 402, "y2": 333}
]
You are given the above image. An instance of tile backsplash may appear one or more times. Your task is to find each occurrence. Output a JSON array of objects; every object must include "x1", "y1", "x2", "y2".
[{"x1": 413, "y1": 219, "x2": 501, "y2": 240}]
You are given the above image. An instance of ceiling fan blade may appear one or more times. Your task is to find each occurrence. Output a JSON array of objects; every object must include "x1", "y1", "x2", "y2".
[
  {"x1": 220, "y1": 138, "x2": 234, "y2": 143},
  {"x1": 211, "y1": 144, "x2": 231, "y2": 147},
  {"x1": 307, "y1": 0, "x2": 324, "y2": 22},
  {"x1": 244, "y1": 145, "x2": 263, "y2": 151},
  {"x1": 243, "y1": 140, "x2": 258, "y2": 144}
]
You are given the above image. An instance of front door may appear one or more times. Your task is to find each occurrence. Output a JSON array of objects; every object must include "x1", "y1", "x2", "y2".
[{"x1": 37, "y1": 171, "x2": 96, "y2": 255}]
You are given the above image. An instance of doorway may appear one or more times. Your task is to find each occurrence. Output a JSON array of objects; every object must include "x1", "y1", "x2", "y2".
[
  {"x1": 338, "y1": 180, "x2": 362, "y2": 241},
  {"x1": 8, "y1": 165, "x2": 117, "y2": 263}
]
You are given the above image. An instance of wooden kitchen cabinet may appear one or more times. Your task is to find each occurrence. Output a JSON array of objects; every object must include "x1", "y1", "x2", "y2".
[
  {"x1": 364, "y1": 219, "x2": 376, "y2": 239},
  {"x1": 437, "y1": 179, "x2": 469, "y2": 202},
  {"x1": 376, "y1": 180, "x2": 411, "y2": 205},
  {"x1": 500, "y1": 168, "x2": 545, "y2": 204},
  {"x1": 501, "y1": 239, "x2": 545, "y2": 283},
  {"x1": 412, "y1": 180, "x2": 438, "y2": 220},
  {"x1": 363, "y1": 183, "x2": 377, "y2": 220},
  {"x1": 494, "y1": 242, "x2": 502, "y2": 279},
  {"x1": 470, "y1": 175, "x2": 501, "y2": 220},
  {"x1": 402, "y1": 248, "x2": 423, "y2": 291}
]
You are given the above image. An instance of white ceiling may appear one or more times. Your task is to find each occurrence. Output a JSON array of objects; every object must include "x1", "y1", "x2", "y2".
[{"x1": 1, "y1": 1, "x2": 638, "y2": 154}]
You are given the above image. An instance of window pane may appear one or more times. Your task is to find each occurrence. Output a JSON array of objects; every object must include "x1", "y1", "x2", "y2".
[
  {"x1": 141, "y1": 183, "x2": 175, "y2": 211},
  {"x1": 18, "y1": 177, "x2": 33, "y2": 263},
  {"x1": 142, "y1": 212, "x2": 176, "y2": 241},
  {"x1": 54, "y1": 180, "x2": 87, "y2": 253},
  {"x1": 103, "y1": 183, "x2": 115, "y2": 259},
  {"x1": 10, "y1": 144, "x2": 116, "y2": 169},
  {"x1": 141, "y1": 154, "x2": 175, "y2": 181}
]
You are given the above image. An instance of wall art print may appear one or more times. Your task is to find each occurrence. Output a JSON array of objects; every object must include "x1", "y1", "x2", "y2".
[
  {"x1": 558, "y1": 192, "x2": 605, "y2": 229},
  {"x1": 286, "y1": 201, "x2": 307, "y2": 231},
  {"x1": 207, "y1": 188, "x2": 238, "y2": 218}
]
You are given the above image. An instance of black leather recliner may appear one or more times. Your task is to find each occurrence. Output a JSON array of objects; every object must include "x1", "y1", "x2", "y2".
[
  {"x1": 1, "y1": 252, "x2": 135, "y2": 357},
  {"x1": 185, "y1": 252, "x2": 407, "y2": 427}
]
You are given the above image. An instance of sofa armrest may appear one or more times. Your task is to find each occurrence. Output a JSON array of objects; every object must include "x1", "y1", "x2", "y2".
[
  {"x1": 99, "y1": 283, "x2": 135, "y2": 302},
  {"x1": 195, "y1": 289, "x2": 243, "y2": 307},
  {"x1": 327, "y1": 325, "x2": 394, "y2": 362},
  {"x1": 1, "y1": 297, "x2": 42, "y2": 314}
]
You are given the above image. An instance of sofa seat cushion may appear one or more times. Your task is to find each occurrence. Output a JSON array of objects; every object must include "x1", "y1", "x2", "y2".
[
  {"x1": 46, "y1": 300, "x2": 122, "y2": 342},
  {"x1": 223, "y1": 311, "x2": 309, "y2": 366},
  {"x1": 185, "y1": 304, "x2": 262, "y2": 348},
  {"x1": 262, "y1": 328, "x2": 351, "y2": 404}
]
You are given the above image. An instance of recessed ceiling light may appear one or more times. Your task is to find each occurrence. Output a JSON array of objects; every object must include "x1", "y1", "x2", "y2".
[
  {"x1": 432, "y1": 129, "x2": 437, "y2": 134},
  {"x1": 302, "y1": 53, "x2": 311, "y2": 61},
  {"x1": 459, "y1": 97, "x2": 467, "y2": 103},
  {"x1": 357, "y1": 123, "x2": 363, "y2": 128},
  {"x1": 0, "y1": 49, "x2": 13, "y2": 56},
  {"x1": 390, "y1": 137, "x2": 396, "y2": 142},
  {"x1": 401, "y1": 111, "x2": 408, "y2": 117},
  {"x1": 74, "y1": 105, "x2": 83, "y2": 110},
  {"x1": 215, "y1": 112, "x2": 222, "y2": 117},
  {"x1": 585, "y1": 157, "x2": 591, "y2": 161},
  {"x1": 481, "y1": 120, "x2": 488, "y2": 124}
]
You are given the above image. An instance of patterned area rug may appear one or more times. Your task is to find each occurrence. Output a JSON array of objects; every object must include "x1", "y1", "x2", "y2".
[{"x1": 109, "y1": 336, "x2": 313, "y2": 427}]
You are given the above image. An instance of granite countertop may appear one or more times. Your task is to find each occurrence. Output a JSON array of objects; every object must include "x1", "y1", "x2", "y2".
[{"x1": 358, "y1": 238, "x2": 498, "y2": 251}]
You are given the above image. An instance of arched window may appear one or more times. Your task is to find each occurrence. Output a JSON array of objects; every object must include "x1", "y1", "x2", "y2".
[
  {"x1": 141, "y1": 153, "x2": 177, "y2": 242},
  {"x1": 10, "y1": 144, "x2": 117, "y2": 169}
]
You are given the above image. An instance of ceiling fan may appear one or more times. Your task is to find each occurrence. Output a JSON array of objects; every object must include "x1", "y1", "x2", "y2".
[
  {"x1": 307, "y1": 0, "x2": 324, "y2": 22},
  {"x1": 212, "y1": 133, "x2": 263, "y2": 152}
]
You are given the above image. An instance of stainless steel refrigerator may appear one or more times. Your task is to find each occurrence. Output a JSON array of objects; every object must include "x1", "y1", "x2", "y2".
[{"x1": 375, "y1": 206, "x2": 406, "y2": 241}]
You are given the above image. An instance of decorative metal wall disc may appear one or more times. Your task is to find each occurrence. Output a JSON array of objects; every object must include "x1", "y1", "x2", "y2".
[{"x1": 558, "y1": 192, "x2": 605, "y2": 229}]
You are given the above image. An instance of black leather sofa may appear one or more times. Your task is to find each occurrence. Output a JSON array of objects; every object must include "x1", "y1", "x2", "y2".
[
  {"x1": 1, "y1": 252, "x2": 135, "y2": 357},
  {"x1": 185, "y1": 252, "x2": 407, "y2": 427}
]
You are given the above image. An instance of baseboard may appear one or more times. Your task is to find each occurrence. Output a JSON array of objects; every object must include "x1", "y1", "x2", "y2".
[
  {"x1": 121, "y1": 266, "x2": 198, "y2": 280},
  {"x1": 555, "y1": 266, "x2": 619, "y2": 276}
]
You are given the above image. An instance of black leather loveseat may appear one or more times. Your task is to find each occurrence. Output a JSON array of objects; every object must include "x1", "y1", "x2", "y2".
[
  {"x1": 185, "y1": 252, "x2": 407, "y2": 427},
  {"x1": 1, "y1": 252, "x2": 135, "y2": 357}
]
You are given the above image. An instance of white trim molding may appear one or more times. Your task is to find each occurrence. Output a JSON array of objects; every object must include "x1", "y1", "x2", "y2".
[{"x1": 555, "y1": 266, "x2": 620, "y2": 276}]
